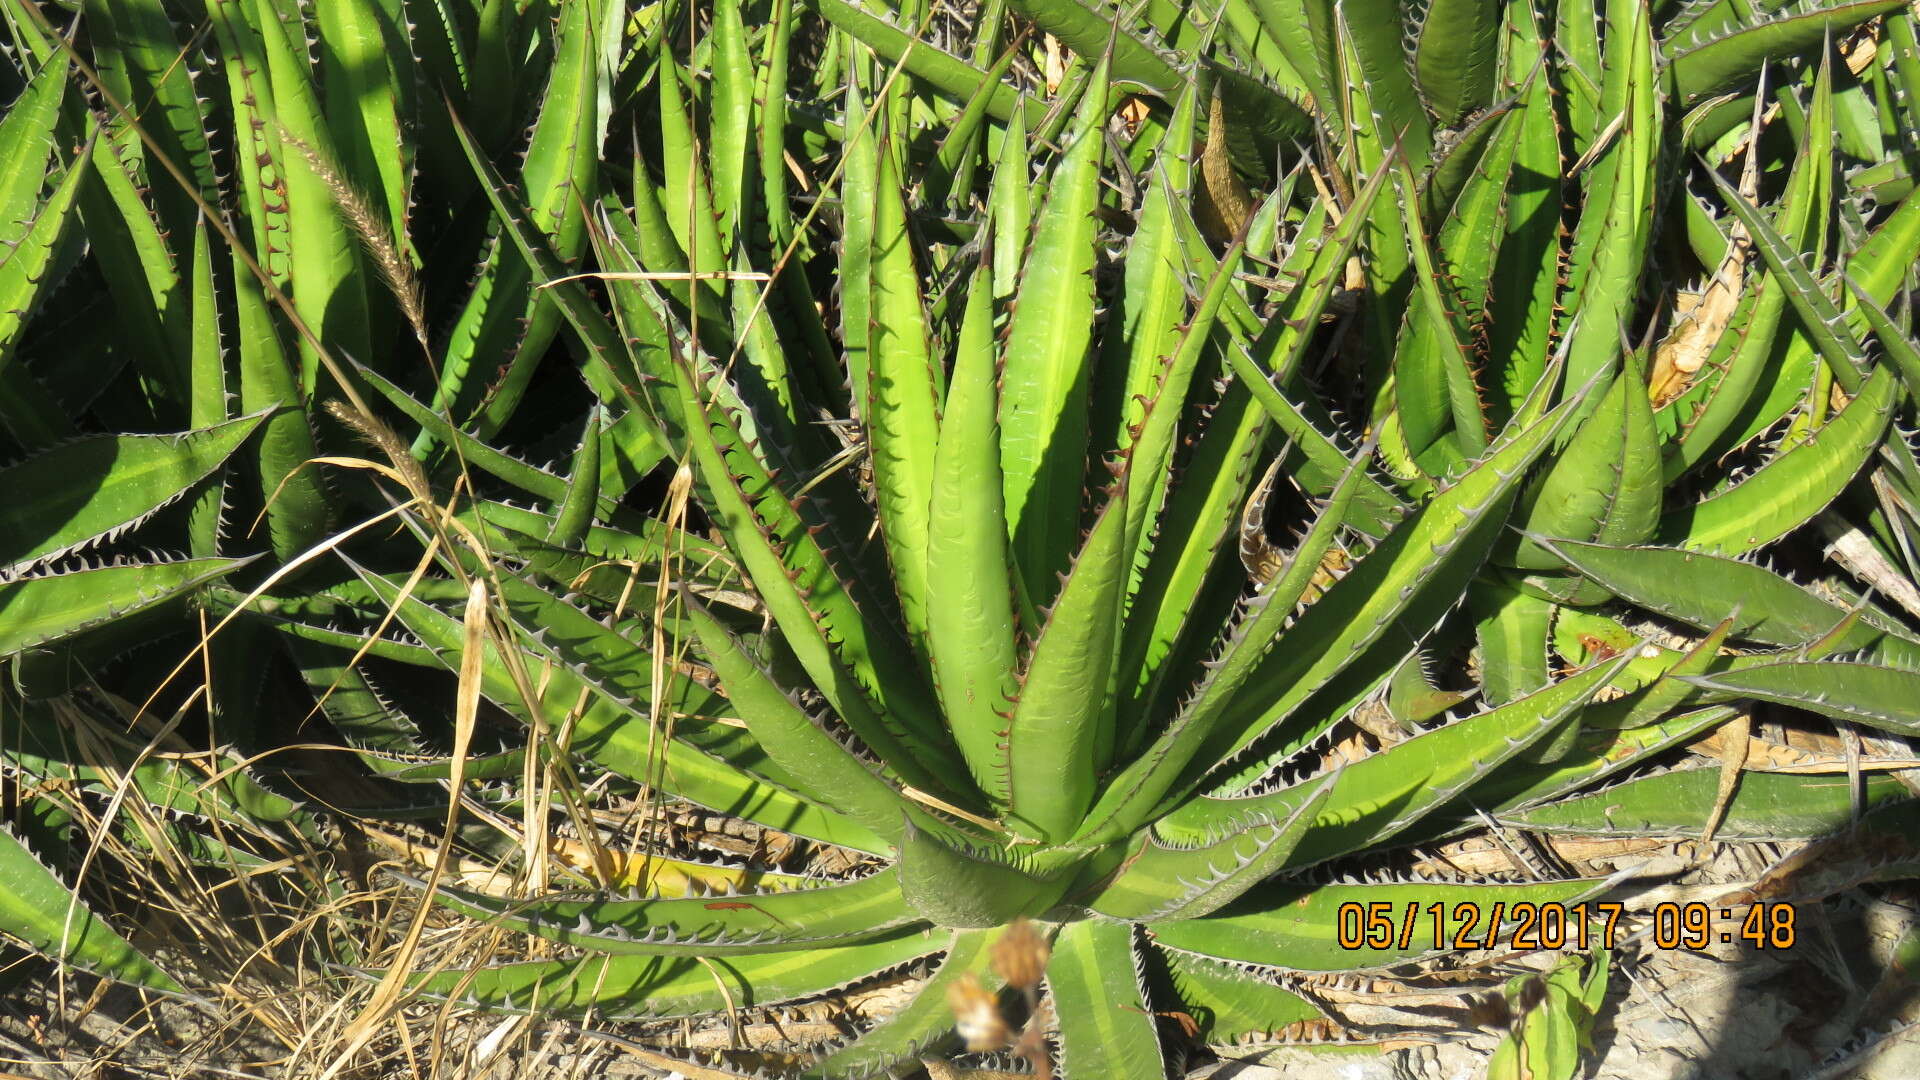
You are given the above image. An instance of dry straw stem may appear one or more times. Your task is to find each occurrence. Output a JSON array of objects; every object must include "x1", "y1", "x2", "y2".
[
  {"x1": 541, "y1": 270, "x2": 772, "y2": 286},
  {"x1": 19, "y1": 701, "x2": 371, "y2": 1070},
  {"x1": 329, "y1": 396, "x2": 614, "y2": 901},
  {"x1": 320, "y1": 401, "x2": 607, "y2": 879},
  {"x1": 619, "y1": 461, "x2": 698, "y2": 892},
  {"x1": 280, "y1": 130, "x2": 430, "y2": 358},
  {"x1": 323, "y1": 401, "x2": 437, "y2": 509},
  {"x1": 313, "y1": 579, "x2": 488, "y2": 1080}
]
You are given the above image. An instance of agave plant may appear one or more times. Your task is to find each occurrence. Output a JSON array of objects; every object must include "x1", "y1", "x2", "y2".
[
  {"x1": 5, "y1": 0, "x2": 1920, "y2": 1074},
  {"x1": 0, "y1": 0, "x2": 631, "y2": 997},
  {"x1": 294, "y1": 1, "x2": 1920, "y2": 1075}
]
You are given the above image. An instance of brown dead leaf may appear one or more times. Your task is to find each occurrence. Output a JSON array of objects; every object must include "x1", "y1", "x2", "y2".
[
  {"x1": 1195, "y1": 88, "x2": 1256, "y2": 244},
  {"x1": 1412, "y1": 835, "x2": 1673, "y2": 876},
  {"x1": 1688, "y1": 727, "x2": 1920, "y2": 774},
  {"x1": 1701, "y1": 712, "x2": 1752, "y2": 842}
]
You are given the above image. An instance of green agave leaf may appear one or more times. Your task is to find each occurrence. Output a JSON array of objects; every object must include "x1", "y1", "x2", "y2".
[
  {"x1": 921, "y1": 24, "x2": 1020, "y2": 217},
  {"x1": 1659, "y1": 365, "x2": 1894, "y2": 555},
  {"x1": 448, "y1": 128, "x2": 657, "y2": 438},
  {"x1": 460, "y1": 516, "x2": 694, "y2": 609},
  {"x1": 1394, "y1": 153, "x2": 1488, "y2": 461},
  {"x1": 1560, "y1": 0, "x2": 1659, "y2": 389},
  {"x1": 815, "y1": 0, "x2": 1045, "y2": 128},
  {"x1": 590, "y1": 236, "x2": 956, "y2": 804},
  {"x1": 673, "y1": 50, "x2": 797, "y2": 449},
  {"x1": 1051, "y1": 918, "x2": 1166, "y2": 1080},
  {"x1": 4, "y1": 708, "x2": 310, "y2": 832},
  {"x1": 1540, "y1": 538, "x2": 1920, "y2": 667},
  {"x1": 231, "y1": 244, "x2": 328, "y2": 563},
  {"x1": 1077, "y1": 434, "x2": 1383, "y2": 846},
  {"x1": 0, "y1": 557, "x2": 255, "y2": 656},
  {"x1": 349, "y1": 358, "x2": 586, "y2": 507},
  {"x1": 1120, "y1": 232, "x2": 1242, "y2": 564},
  {"x1": 864, "y1": 132, "x2": 940, "y2": 648},
  {"x1": 1419, "y1": 90, "x2": 1527, "y2": 423},
  {"x1": 927, "y1": 256, "x2": 1019, "y2": 799},
  {"x1": 838, "y1": 68, "x2": 880, "y2": 420},
  {"x1": 1576, "y1": 616, "x2": 1738, "y2": 733},
  {"x1": 1704, "y1": 158, "x2": 1868, "y2": 394},
  {"x1": 1221, "y1": 162, "x2": 1409, "y2": 536},
  {"x1": 0, "y1": 52, "x2": 67, "y2": 256},
  {"x1": 0, "y1": 825, "x2": 184, "y2": 994},
  {"x1": 210, "y1": 585, "x2": 440, "y2": 669},
  {"x1": 400, "y1": 926, "x2": 948, "y2": 1018},
  {"x1": 1334, "y1": 0, "x2": 1434, "y2": 168},
  {"x1": 1509, "y1": 356, "x2": 1661, "y2": 573},
  {"x1": 1158, "y1": 948, "x2": 1325, "y2": 1044},
  {"x1": 185, "y1": 220, "x2": 229, "y2": 558},
  {"x1": 706, "y1": 0, "x2": 754, "y2": 244},
  {"x1": 52, "y1": 100, "x2": 168, "y2": 376},
  {"x1": 342, "y1": 561, "x2": 888, "y2": 855},
  {"x1": 410, "y1": 869, "x2": 919, "y2": 956},
  {"x1": 684, "y1": 591, "x2": 921, "y2": 843},
  {"x1": 1088, "y1": 773, "x2": 1337, "y2": 922},
  {"x1": 1889, "y1": 14, "x2": 1920, "y2": 142},
  {"x1": 1473, "y1": 579, "x2": 1553, "y2": 706},
  {"x1": 201, "y1": 0, "x2": 328, "y2": 381},
  {"x1": 1387, "y1": 649, "x2": 1474, "y2": 728},
  {"x1": 245, "y1": 0, "x2": 371, "y2": 378},
  {"x1": 1697, "y1": 74, "x2": 1847, "y2": 465},
  {"x1": 1002, "y1": 0, "x2": 1311, "y2": 160},
  {"x1": 1846, "y1": 275, "x2": 1920, "y2": 406},
  {"x1": 1659, "y1": 0, "x2": 1797, "y2": 55},
  {"x1": 1208, "y1": 373, "x2": 1592, "y2": 773},
  {"x1": 1159, "y1": 652, "x2": 1636, "y2": 865},
  {"x1": 802, "y1": 926, "x2": 999, "y2": 1078},
  {"x1": 1483, "y1": 46, "x2": 1561, "y2": 414},
  {"x1": 642, "y1": 343, "x2": 966, "y2": 803},
  {"x1": 1332, "y1": 10, "x2": 1414, "y2": 410},
  {"x1": 1004, "y1": 483, "x2": 1131, "y2": 841},
  {"x1": 479, "y1": 571, "x2": 743, "y2": 727},
  {"x1": 284, "y1": 636, "x2": 459, "y2": 777},
  {"x1": 421, "y1": 0, "x2": 602, "y2": 443},
  {"x1": 85, "y1": 0, "x2": 220, "y2": 237},
  {"x1": 987, "y1": 95, "x2": 1032, "y2": 302},
  {"x1": 1683, "y1": 660, "x2": 1920, "y2": 738},
  {"x1": 547, "y1": 407, "x2": 603, "y2": 547},
  {"x1": 895, "y1": 817, "x2": 1073, "y2": 928},
  {"x1": 1501, "y1": 765, "x2": 1914, "y2": 838},
  {"x1": 1667, "y1": 111, "x2": 1821, "y2": 474},
  {"x1": 1100, "y1": 85, "x2": 1198, "y2": 468},
  {"x1": 1150, "y1": 878, "x2": 1610, "y2": 971},
  {"x1": 1247, "y1": 0, "x2": 1336, "y2": 122},
  {"x1": 1665, "y1": 0, "x2": 1909, "y2": 105},
  {"x1": 313, "y1": 0, "x2": 413, "y2": 259},
  {"x1": 264, "y1": 619, "x2": 522, "y2": 788},
  {"x1": 0, "y1": 415, "x2": 267, "y2": 573},
  {"x1": 0, "y1": 126, "x2": 90, "y2": 423},
  {"x1": 1409, "y1": 0, "x2": 1500, "y2": 126},
  {"x1": 1420, "y1": 95, "x2": 1518, "y2": 231},
  {"x1": 1116, "y1": 379, "x2": 1267, "y2": 742},
  {"x1": 1000, "y1": 57, "x2": 1106, "y2": 600},
  {"x1": 1414, "y1": 707, "x2": 1738, "y2": 839}
]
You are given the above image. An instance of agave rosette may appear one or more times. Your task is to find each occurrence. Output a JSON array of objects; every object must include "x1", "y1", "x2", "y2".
[{"x1": 4, "y1": 0, "x2": 1920, "y2": 1073}]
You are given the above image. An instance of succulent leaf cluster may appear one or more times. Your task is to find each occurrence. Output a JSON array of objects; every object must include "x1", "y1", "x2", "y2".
[{"x1": 3, "y1": 0, "x2": 1920, "y2": 1076}]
